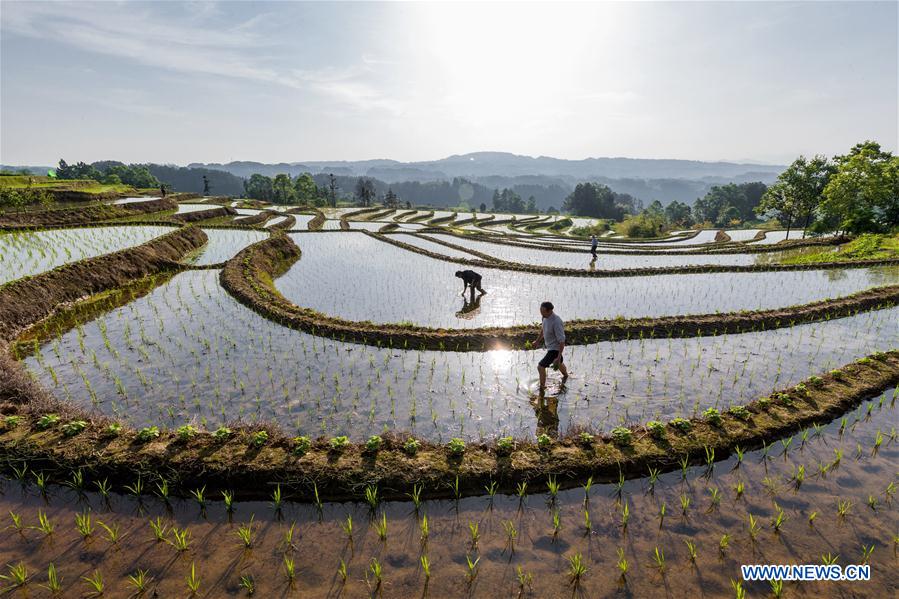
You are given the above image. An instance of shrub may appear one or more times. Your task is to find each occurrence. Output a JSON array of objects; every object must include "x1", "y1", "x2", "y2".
[
  {"x1": 2, "y1": 415, "x2": 22, "y2": 429},
  {"x1": 104, "y1": 422, "x2": 122, "y2": 437},
  {"x1": 794, "y1": 383, "x2": 808, "y2": 397},
  {"x1": 611, "y1": 427, "x2": 632, "y2": 446},
  {"x1": 537, "y1": 433, "x2": 553, "y2": 449},
  {"x1": 403, "y1": 438, "x2": 420, "y2": 456},
  {"x1": 830, "y1": 369, "x2": 844, "y2": 380},
  {"x1": 703, "y1": 408, "x2": 722, "y2": 426},
  {"x1": 213, "y1": 427, "x2": 232, "y2": 441},
  {"x1": 365, "y1": 435, "x2": 383, "y2": 453},
  {"x1": 669, "y1": 417, "x2": 692, "y2": 433},
  {"x1": 728, "y1": 406, "x2": 750, "y2": 421},
  {"x1": 250, "y1": 430, "x2": 269, "y2": 447},
  {"x1": 447, "y1": 438, "x2": 465, "y2": 455},
  {"x1": 137, "y1": 426, "x2": 160, "y2": 442},
  {"x1": 329, "y1": 435, "x2": 349, "y2": 451},
  {"x1": 857, "y1": 357, "x2": 873, "y2": 365},
  {"x1": 757, "y1": 396, "x2": 772, "y2": 409},
  {"x1": 292, "y1": 435, "x2": 311, "y2": 455},
  {"x1": 176, "y1": 425, "x2": 197, "y2": 441},
  {"x1": 578, "y1": 432, "x2": 595, "y2": 446},
  {"x1": 496, "y1": 436, "x2": 515, "y2": 454},
  {"x1": 62, "y1": 420, "x2": 87, "y2": 437},
  {"x1": 36, "y1": 413, "x2": 60, "y2": 430},
  {"x1": 807, "y1": 375, "x2": 824, "y2": 388},
  {"x1": 646, "y1": 421, "x2": 666, "y2": 439},
  {"x1": 871, "y1": 351, "x2": 887, "y2": 361}
]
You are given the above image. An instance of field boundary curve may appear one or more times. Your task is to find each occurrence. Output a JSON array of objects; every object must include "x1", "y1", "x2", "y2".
[{"x1": 0, "y1": 347, "x2": 895, "y2": 502}]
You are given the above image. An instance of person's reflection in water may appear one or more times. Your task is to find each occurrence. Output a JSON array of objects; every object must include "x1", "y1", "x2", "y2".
[
  {"x1": 588, "y1": 256, "x2": 597, "y2": 271},
  {"x1": 532, "y1": 392, "x2": 560, "y2": 439},
  {"x1": 455, "y1": 287, "x2": 483, "y2": 320}
]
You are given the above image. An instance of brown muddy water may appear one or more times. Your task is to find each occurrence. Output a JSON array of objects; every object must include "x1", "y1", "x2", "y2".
[{"x1": 1, "y1": 387, "x2": 896, "y2": 597}]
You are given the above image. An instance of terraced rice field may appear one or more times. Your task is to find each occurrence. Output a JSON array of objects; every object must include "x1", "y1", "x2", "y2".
[{"x1": 0, "y1": 202, "x2": 896, "y2": 598}]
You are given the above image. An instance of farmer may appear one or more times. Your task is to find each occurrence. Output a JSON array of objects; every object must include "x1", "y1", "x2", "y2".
[
  {"x1": 590, "y1": 234, "x2": 598, "y2": 258},
  {"x1": 533, "y1": 301, "x2": 568, "y2": 392},
  {"x1": 159, "y1": 184, "x2": 167, "y2": 198},
  {"x1": 455, "y1": 270, "x2": 486, "y2": 295}
]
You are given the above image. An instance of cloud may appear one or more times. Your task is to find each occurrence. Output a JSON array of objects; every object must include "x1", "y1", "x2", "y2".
[{"x1": 2, "y1": 1, "x2": 399, "y2": 114}]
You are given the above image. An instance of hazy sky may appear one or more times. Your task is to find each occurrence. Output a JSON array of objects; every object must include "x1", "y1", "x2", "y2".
[{"x1": 1, "y1": 1, "x2": 896, "y2": 166}]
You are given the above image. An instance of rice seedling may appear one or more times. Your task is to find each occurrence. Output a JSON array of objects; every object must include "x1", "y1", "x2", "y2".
[
  {"x1": 338, "y1": 559, "x2": 348, "y2": 584},
  {"x1": 239, "y1": 574, "x2": 255, "y2": 595},
  {"x1": 748, "y1": 513, "x2": 760, "y2": 539},
  {"x1": 222, "y1": 490, "x2": 234, "y2": 512},
  {"x1": 808, "y1": 511, "x2": 818, "y2": 526},
  {"x1": 616, "y1": 547, "x2": 629, "y2": 580},
  {"x1": 516, "y1": 481, "x2": 528, "y2": 502},
  {"x1": 708, "y1": 486, "x2": 721, "y2": 510},
  {"x1": 43, "y1": 563, "x2": 62, "y2": 595},
  {"x1": 82, "y1": 570, "x2": 104, "y2": 596},
  {"x1": 368, "y1": 558, "x2": 382, "y2": 591},
  {"x1": 719, "y1": 534, "x2": 731, "y2": 555},
  {"x1": 283, "y1": 556, "x2": 296, "y2": 582},
  {"x1": 34, "y1": 471, "x2": 48, "y2": 494},
  {"x1": 770, "y1": 579, "x2": 784, "y2": 598},
  {"x1": 237, "y1": 516, "x2": 254, "y2": 548},
  {"x1": 731, "y1": 579, "x2": 746, "y2": 599},
  {"x1": 771, "y1": 505, "x2": 787, "y2": 532},
  {"x1": 465, "y1": 554, "x2": 480, "y2": 583},
  {"x1": 375, "y1": 512, "x2": 388, "y2": 541},
  {"x1": 680, "y1": 492, "x2": 691, "y2": 516},
  {"x1": 419, "y1": 513, "x2": 429, "y2": 542},
  {"x1": 503, "y1": 519, "x2": 518, "y2": 553},
  {"x1": 517, "y1": 566, "x2": 533, "y2": 594},
  {"x1": 837, "y1": 499, "x2": 852, "y2": 519},
  {"x1": 0, "y1": 563, "x2": 29, "y2": 590},
  {"x1": 169, "y1": 526, "x2": 191, "y2": 552},
  {"x1": 124, "y1": 475, "x2": 144, "y2": 497},
  {"x1": 485, "y1": 479, "x2": 498, "y2": 498},
  {"x1": 648, "y1": 466, "x2": 660, "y2": 491},
  {"x1": 149, "y1": 517, "x2": 168, "y2": 542},
  {"x1": 190, "y1": 485, "x2": 206, "y2": 509},
  {"x1": 97, "y1": 520, "x2": 120, "y2": 544},
  {"x1": 860, "y1": 543, "x2": 874, "y2": 564},
  {"x1": 734, "y1": 480, "x2": 745, "y2": 498},
  {"x1": 364, "y1": 484, "x2": 379, "y2": 509},
  {"x1": 567, "y1": 552, "x2": 586, "y2": 586},
  {"x1": 271, "y1": 484, "x2": 283, "y2": 511},
  {"x1": 685, "y1": 539, "x2": 698, "y2": 562},
  {"x1": 94, "y1": 478, "x2": 111, "y2": 499},
  {"x1": 468, "y1": 521, "x2": 480, "y2": 548},
  {"x1": 155, "y1": 479, "x2": 170, "y2": 503},
  {"x1": 821, "y1": 552, "x2": 839, "y2": 565},
  {"x1": 582, "y1": 475, "x2": 593, "y2": 500},
  {"x1": 409, "y1": 483, "x2": 423, "y2": 508},
  {"x1": 341, "y1": 514, "x2": 354, "y2": 540},
  {"x1": 75, "y1": 511, "x2": 94, "y2": 539},
  {"x1": 8, "y1": 511, "x2": 24, "y2": 533},
  {"x1": 185, "y1": 562, "x2": 201, "y2": 595},
  {"x1": 35, "y1": 510, "x2": 54, "y2": 536},
  {"x1": 546, "y1": 474, "x2": 560, "y2": 499},
  {"x1": 621, "y1": 501, "x2": 630, "y2": 529}
]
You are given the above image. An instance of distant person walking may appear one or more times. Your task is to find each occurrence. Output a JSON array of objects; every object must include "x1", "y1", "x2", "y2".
[
  {"x1": 533, "y1": 301, "x2": 568, "y2": 392},
  {"x1": 159, "y1": 184, "x2": 166, "y2": 198},
  {"x1": 590, "y1": 234, "x2": 598, "y2": 259},
  {"x1": 455, "y1": 270, "x2": 486, "y2": 295}
]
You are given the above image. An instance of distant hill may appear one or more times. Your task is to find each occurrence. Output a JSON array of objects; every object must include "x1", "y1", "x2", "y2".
[{"x1": 189, "y1": 152, "x2": 783, "y2": 205}]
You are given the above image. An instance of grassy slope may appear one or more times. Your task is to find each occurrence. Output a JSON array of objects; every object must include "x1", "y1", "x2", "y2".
[
  {"x1": 0, "y1": 175, "x2": 138, "y2": 194},
  {"x1": 780, "y1": 233, "x2": 899, "y2": 264}
]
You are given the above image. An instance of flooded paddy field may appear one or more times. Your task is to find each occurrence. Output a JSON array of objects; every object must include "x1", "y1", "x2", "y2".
[
  {"x1": 0, "y1": 387, "x2": 894, "y2": 597},
  {"x1": 274, "y1": 233, "x2": 899, "y2": 329}
]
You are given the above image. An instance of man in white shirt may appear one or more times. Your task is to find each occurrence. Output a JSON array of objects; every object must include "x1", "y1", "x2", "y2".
[{"x1": 532, "y1": 301, "x2": 569, "y2": 392}]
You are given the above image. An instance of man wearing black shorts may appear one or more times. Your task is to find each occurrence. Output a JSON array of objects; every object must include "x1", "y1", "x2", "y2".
[
  {"x1": 533, "y1": 301, "x2": 568, "y2": 392},
  {"x1": 455, "y1": 270, "x2": 486, "y2": 295}
]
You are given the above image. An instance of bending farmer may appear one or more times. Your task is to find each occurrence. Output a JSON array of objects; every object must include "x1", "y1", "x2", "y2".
[
  {"x1": 533, "y1": 301, "x2": 568, "y2": 392},
  {"x1": 455, "y1": 270, "x2": 486, "y2": 295}
]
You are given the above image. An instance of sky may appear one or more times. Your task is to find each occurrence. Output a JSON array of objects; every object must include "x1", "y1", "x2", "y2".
[{"x1": 1, "y1": 1, "x2": 896, "y2": 166}]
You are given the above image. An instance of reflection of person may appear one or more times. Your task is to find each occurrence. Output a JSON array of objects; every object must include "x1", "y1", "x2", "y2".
[
  {"x1": 455, "y1": 270, "x2": 486, "y2": 296},
  {"x1": 455, "y1": 288, "x2": 483, "y2": 320},
  {"x1": 590, "y1": 235, "x2": 598, "y2": 259},
  {"x1": 533, "y1": 301, "x2": 568, "y2": 393},
  {"x1": 532, "y1": 393, "x2": 560, "y2": 438}
]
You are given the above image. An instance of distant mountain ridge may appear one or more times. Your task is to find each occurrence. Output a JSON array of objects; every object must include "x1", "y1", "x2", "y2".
[{"x1": 189, "y1": 151, "x2": 784, "y2": 183}]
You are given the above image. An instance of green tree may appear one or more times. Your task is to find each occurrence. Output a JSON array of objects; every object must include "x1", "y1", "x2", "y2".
[
  {"x1": 664, "y1": 200, "x2": 693, "y2": 227},
  {"x1": 820, "y1": 141, "x2": 897, "y2": 234},
  {"x1": 562, "y1": 183, "x2": 624, "y2": 220},
  {"x1": 756, "y1": 156, "x2": 833, "y2": 238},
  {"x1": 244, "y1": 174, "x2": 274, "y2": 201},
  {"x1": 355, "y1": 177, "x2": 376, "y2": 207},
  {"x1": 293, "y1": 173, "x2": 318, "y2": 203},
  {"x1": 384, "y1": 188, "x2": 400, "y2": 208},
  {"x1": 756, "y1": 182, "x2": 797, "y2": 238},
  {"x1": 272, "y1": 174, "x2": 294, "y2": 204},
  {"x1": 525, "y1": 195, "x2": 538, "y2": 214}
]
